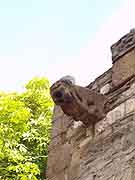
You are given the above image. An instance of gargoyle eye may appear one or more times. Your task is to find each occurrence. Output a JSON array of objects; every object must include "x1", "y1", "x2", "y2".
[{"x1": 54, "y1": 91, "x2": 63, "y2": 98}]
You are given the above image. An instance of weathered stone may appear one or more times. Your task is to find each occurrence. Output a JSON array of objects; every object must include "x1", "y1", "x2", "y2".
[
  {"x1": 66, "y1": 123, "x2": 85, "y2": 141},
  {"x1": 53, "y1": 106, "x2": 64, "y2": 120},
  {"x1": 122, "y1": 82, "x2": 135, "y2": 97},
  {"x1": 79, "y1": 137, "x2": 91, "y2": 149},
  {"x1": 47, "y1": 29, "x2": 135, "y2": 180},
  {"x1": 67, "y1": 164, "x2": 80, "y2": 180},
  {"x1": 86, "y1": 125, "x2": 96, "y2": 137},
  {"x1": 95, "y1": 117, "x2": 109, "y2": 135},
  {"x1": 111, "y1": 29, "x2": 135, "y2": 62},
  {"x1": 67, "y1": 123, "x2": 86, "y2": 148},
  {"x1": 47, "y1": 143, "x2": 72, "y2": 176},
  {"x1": 100, "y1": 83, "x2": 111, "y2": 95},
  {"x1": 95, "y1": 102, "x2": 125, "y2": 135},
  {"x1": 69, "y1": 148, "x2": 81, "y2": 176},
  {"x1": 48, "y1": 89, "x2": 135, "y2": 180},
  {"x1": 48, "y1": 133, "x2": 66, "y2": 152},
  {"x1": 51, "y1": 113, "x2": 73, "y2": 138},
  {"x1": 73, "y1": 121, "x2": 83, "y2": 128},
  {"x1": 117, "y1": 168, "x2": 134, "y2": 180},
  {"x1": 50, "y1": 79, "x2": 107, "y2": 128},
  {"x1": 112, "y1": 49, "x2": 135, "y2": 87},
  {"x1": 106, "y1": 102, "x2": 125, "y2": 124},
  {"x1": 125, "y1": 97, "x2": 135, "y2": 114},
  {"x1": 49, "y1": 171, "x2": 67, "y2": 180}
]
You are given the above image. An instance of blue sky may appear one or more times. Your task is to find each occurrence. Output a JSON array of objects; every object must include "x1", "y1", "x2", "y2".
[{"x1": 0, "y1": 0, "x2": 133, "y2": 91}]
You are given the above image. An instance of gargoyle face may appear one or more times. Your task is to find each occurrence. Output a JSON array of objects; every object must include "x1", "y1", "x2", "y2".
[{"x1": 50, "y1": 80, "x2": 73, "y2": 105}]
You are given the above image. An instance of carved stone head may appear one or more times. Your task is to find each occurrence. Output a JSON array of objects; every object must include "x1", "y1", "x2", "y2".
[
  {"x1": 50, "y1": 76, "x2": 75, "y2": 106},
  {"x1": 50, "y1": 80, "x2": 73, "y2": 106},
  {"x1": 50, "y1": 76, "x2": 107, "y2": 130}
]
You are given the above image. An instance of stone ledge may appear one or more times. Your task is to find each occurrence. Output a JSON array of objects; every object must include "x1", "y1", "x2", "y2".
[{"x1": 111, "y1": 29, "x2": 135, "y2": 63}]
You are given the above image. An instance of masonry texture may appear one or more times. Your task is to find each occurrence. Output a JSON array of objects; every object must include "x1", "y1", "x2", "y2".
[{"x1": 47, "y1": 29, "x2": 135, "y2": 180}]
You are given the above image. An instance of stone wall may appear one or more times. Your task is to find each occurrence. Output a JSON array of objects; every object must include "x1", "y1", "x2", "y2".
[{"x1": 47, "y1": 29, "x2": 135, "y2": 180}]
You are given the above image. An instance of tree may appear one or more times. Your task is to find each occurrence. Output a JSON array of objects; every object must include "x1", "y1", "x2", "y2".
[{"x1": 0, "y1": 77, "x2": 53, "y2": 180}]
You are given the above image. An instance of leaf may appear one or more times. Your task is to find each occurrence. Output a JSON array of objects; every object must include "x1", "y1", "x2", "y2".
[{"x1": 0, "y1": 77, "x2": 53, "y2": 180}]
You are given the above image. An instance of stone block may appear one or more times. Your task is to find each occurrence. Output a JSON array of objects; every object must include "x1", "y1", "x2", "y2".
[
  {"x1": 95, "y1": 103, "x2": 125, "y2": 135},
  {"x1": 112, "y1": 49, "x2": 135, "y2": 87},
  {"x1": 125, "y1": 97, "x2": 135, "y2": 114},
  {"x1": 95, "y1": 118, "x2": 109, "y2": 135},
  {"x1": 53, "y1": 106, "x2": 64, "y2": 120},
  {"x1": 49, "y1": 171, "x2": 66, "y2": 180},
  {"x1": 51, "y1": 114, "x2": 73, "y2": 138},
  {"x1": 111, "y1": 29, "x2": 135, "y2": 62},
  {"x1": 67, "y1": 124, "x2": 86, "y2": 148},
  {"x1": 100, "y1": 83, "x2": 111, "y2": 95},
  {"x1": 47, "y1": 143, "x2": 72, "y2": 175},
  {"x1": 106, "y1": 102, "x2": 125, "y2": 124},
  {"x1": 67, "y1": 164, "x2": 80, "y2": 180},
  {"x1": 79, "y1": 137, "x2": 92, "y2": 158},
  {"x1": 122, "y1": 82, "x2": 135, "y2": 97},
  {"x1": 70, "y1": 149, "x2": 80, "y2": 167},
  {"x1": 48, "y1": 133, "x2": 66, "y2": 152}
]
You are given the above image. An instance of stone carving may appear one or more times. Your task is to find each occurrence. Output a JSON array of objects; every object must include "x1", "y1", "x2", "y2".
[
  {"x1": 47, "y1": 29, "x2": 135, "y2": 180},
  {"x1": 111, "y1": 28, "x2": 135, "y2": 62},
  {"x1": 50, "y1": 76, "x2": 107, "y2": 133}
]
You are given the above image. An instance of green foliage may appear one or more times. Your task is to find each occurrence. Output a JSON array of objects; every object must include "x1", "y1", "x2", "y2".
[{"x1": 0, "y1": 77, "x2": 54, "y2": 180}]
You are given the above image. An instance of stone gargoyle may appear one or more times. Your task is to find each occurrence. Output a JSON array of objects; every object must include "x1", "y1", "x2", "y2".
[{"x1": 50, "y1": 76, "x2": 107, "y2": 132}]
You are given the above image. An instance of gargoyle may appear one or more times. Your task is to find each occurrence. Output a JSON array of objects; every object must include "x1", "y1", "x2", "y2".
[{"x1": 50, "y1": 76, "x2": 107, "y2": 134}]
